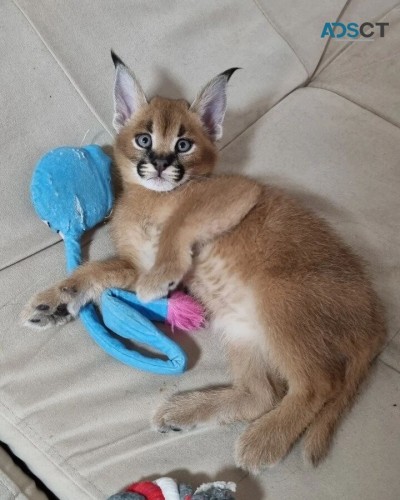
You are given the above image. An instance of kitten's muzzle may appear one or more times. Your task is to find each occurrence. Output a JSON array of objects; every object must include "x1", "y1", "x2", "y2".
[{"x1": 153, "y1": 157, "x2": 170, "y2": 174}]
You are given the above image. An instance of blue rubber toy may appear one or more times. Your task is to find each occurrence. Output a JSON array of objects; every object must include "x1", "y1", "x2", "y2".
[{"x1": 30, "y1": 146, "x2": 203, "y2": 374}]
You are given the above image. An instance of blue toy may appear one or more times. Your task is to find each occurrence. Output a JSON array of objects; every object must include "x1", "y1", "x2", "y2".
[{"x1": 30, "y1": 146, "x2": 204, "y2": 375}]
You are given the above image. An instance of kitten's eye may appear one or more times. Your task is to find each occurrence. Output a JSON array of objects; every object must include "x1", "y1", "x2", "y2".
[
  {"x1": 176, "y1": 138, "x2": 192, "y2": 153},
  {"x1": 135, "y1": 133, "x2": 152, "y2": 149}
]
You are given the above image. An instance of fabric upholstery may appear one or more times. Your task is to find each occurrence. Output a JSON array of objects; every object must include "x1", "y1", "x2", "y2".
[{"x1": 1, "y1": 1, "x2": 399, "y2": 499}]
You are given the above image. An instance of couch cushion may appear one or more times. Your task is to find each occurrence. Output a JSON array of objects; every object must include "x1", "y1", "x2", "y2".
[
  {"x1": 14, "y1": 0, "x2": 308, "y2": 147},
  {"x1": 311, "y1": 6, "x2": 400, "y2": 126},
  {"x1": 1, "y1": 84, "x2": 400, "y2": 500},
  {"x1": 0, "y1": 0, "x2": 110, "y2": 271}
]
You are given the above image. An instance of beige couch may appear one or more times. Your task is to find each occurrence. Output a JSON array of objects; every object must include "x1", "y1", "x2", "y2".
[{"x1": 1, "y1": 1, "x2": 400, "y2": 498}]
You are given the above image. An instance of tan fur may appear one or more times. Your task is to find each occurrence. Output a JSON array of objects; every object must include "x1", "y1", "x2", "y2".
[{"x1": 23, "y1": 72, "x2": 386, "y2": 472}]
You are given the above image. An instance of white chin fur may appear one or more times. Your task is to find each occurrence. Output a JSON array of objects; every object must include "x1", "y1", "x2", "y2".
[{"x1": 140, "y1": 176, "x2": 177, "y2": 192}]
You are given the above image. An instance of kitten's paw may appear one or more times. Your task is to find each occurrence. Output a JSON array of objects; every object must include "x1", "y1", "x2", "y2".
[
  {"x1": 21, "y1": 279, "x2": 84, "y2": 329},
  {"x1": 153, "y1": 393, "x2": 200, "y2": 433},
  {"x1": 235, "y1": 420, "x2": 287, "y2": 473},
  {"x1": 136, "y1": 264, "x2": 183, "y2": 303}
]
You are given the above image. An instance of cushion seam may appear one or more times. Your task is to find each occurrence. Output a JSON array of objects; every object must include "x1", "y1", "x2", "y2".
[
  {"x1": 379, "y1": 358, "x2": 400, "y2": 375},
  {"x1": 12, "y1": 0, "x2": 113, "y2": 140},
  {"x1": 0, "y1": 240, "x2": 62, "y2": 274},
  {"x1": 252, "y1": 0, "x2": 310, "y2": 77},
  {"x1": 0, "y1": 224, "x2": 108, "y2": 275},
  {"x1": 219, "y1": 79, "x2": 308, "y2": 153},
  {"x1": 308, "y1": 84, "x2": 400, "y2": 130},
  {"x1": 306, "y1": 0, "x2": 353, "y2": 82}
]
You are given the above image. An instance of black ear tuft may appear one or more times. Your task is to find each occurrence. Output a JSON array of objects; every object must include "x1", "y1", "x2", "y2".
[
  {"x1": 220, "y1": 67, "x2": 241, "y2": 81},
  {"x1": 111, "y1": 50, "x2": 126, "y2": 68}
]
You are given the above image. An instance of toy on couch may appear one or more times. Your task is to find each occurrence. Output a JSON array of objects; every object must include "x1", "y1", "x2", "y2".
[
  {"x1": 108, "y1": 477, "x2": 236, "y2": 500},
  {"x1": 30, "y1": 145, "x2": 204, "y2": 374}
]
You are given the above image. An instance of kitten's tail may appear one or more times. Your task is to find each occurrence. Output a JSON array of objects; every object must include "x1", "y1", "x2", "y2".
[{"x1": 303, "y1": 357, "x2": 370, "y2": 466}]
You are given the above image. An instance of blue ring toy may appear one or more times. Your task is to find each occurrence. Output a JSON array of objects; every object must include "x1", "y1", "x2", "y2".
[{"x1": 31, "y1": 145, "x2": 187, "y2": 374}]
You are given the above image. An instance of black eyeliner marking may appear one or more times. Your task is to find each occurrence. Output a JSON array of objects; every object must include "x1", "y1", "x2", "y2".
[
  {"x1": 178, "y1": 124, "x2": 186, "y2": 137},
  {"x1": 166, "y1": 153, "x2": 176, "y2": 165}
]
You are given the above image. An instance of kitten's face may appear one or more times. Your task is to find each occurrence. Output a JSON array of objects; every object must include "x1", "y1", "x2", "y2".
[
  {"x1": 115, "y1": 97, "x2": 217, "y2": 192},
  {"x1": 111, "y1": 52, "x2": 238, "y2": 192}
]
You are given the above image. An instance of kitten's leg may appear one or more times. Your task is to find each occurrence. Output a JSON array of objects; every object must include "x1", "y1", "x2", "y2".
[
  {"x1": 153, "y1": 344, "x2": 283, "y2": 432},
  {"x1": 22, "y1": 258, "x2": 137, "y2": 329},
  {"x1": 235, "y1": 378, "x2": 332, "y2": 472}
]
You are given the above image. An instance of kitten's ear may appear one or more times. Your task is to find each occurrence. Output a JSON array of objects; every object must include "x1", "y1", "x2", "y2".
[
  {"x1": 111, "y1": 51, "x2": 147, "y2": 132},
  {"x1": 190, "y1": 68, "x2": 240, "y2": 141}
]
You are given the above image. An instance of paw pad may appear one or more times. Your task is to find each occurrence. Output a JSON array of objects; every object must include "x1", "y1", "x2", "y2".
[
  {"x1": 55, "y1": 303, "x2": 69, "y2": 316},
  {"x1": 36, "y1": 304, "x2": 49, "y2": 311}
]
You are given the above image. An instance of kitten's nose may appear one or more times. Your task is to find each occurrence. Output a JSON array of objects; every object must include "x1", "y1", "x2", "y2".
[{"x1": 153, "y1": 158, "x2": 169, "y2": 174}]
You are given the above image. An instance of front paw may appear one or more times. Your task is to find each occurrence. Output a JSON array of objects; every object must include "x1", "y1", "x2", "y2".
[
  {"x1": 21, "y1": 279, "x2": 84, "y2": 329},
  {"x1": 136, "y1": 263, "x2": 185, "y2": 303}
]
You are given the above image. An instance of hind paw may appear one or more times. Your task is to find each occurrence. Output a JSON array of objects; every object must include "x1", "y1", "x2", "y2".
[
  {"x1": 152, "y1": 393, "x2": 204, "y2": 433},
  {"x1": 235, "y1": 420, "x2": 289, "y2": 473}
]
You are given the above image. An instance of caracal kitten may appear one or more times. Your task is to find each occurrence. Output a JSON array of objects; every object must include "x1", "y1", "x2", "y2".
[{"x1": 23, "y1": 52, "x2": 386, "y2": 472}]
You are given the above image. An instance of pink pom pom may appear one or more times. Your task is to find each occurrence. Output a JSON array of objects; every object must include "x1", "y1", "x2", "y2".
[{"x1": 166, "y1": 291, "x2": 205, "y2": 331}]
